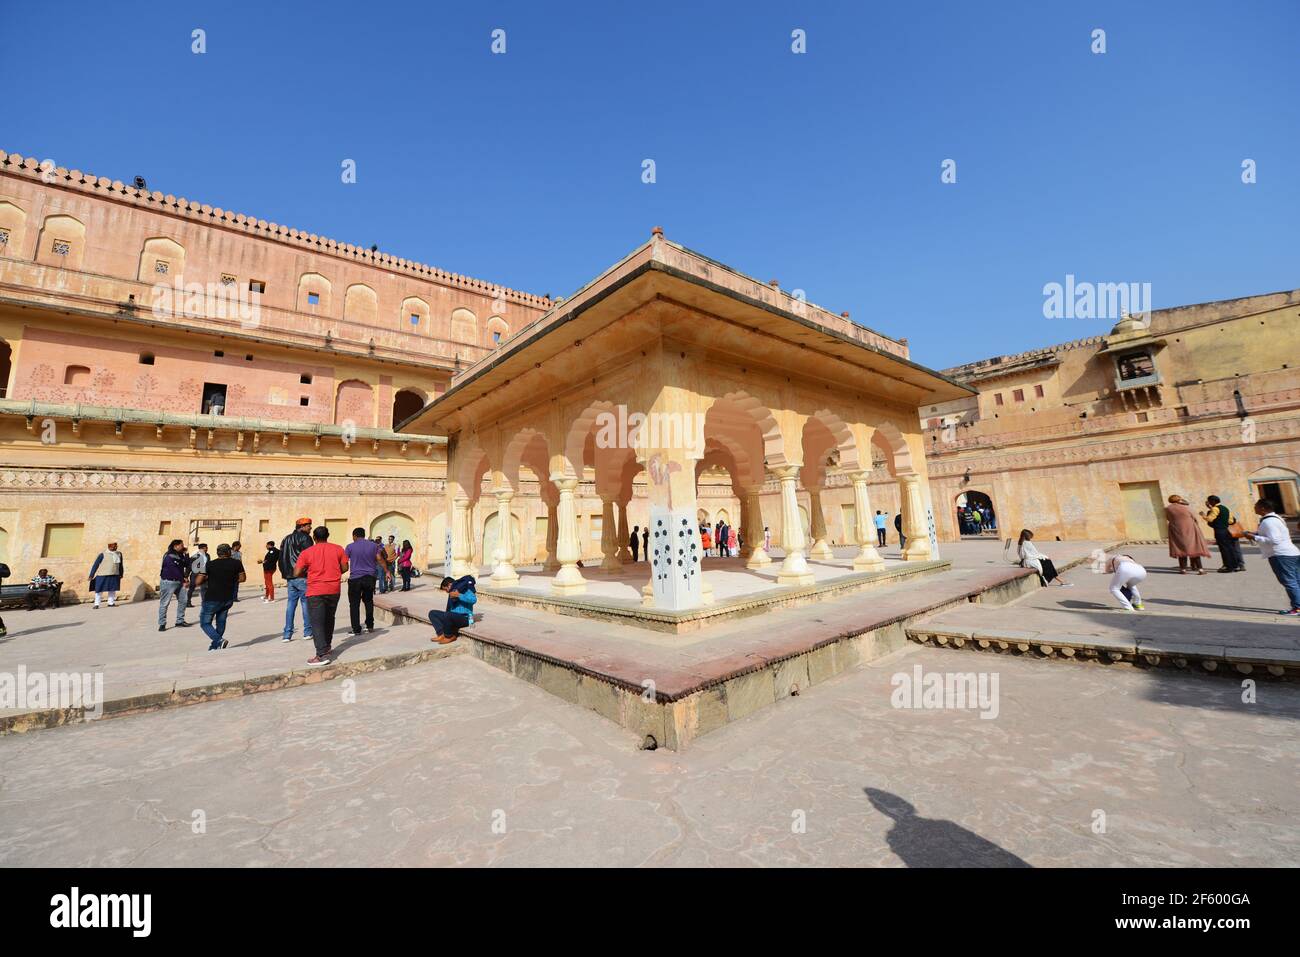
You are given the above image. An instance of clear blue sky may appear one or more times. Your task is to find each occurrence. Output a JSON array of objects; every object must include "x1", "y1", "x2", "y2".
[{"x1": 2, "y1": 0, "x2": 1295, "y2": 369}]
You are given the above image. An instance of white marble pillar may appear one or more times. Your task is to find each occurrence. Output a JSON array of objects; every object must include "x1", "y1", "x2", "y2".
[
  {"x1": 807, "y1": 486, "x2": 833, "y2": 559},
  {"x1": 450, "y1": 495, "x2": 474, "y2": 577},
  {"x1": 599, "y1": 495, "x2": 622, "y2": 571},
  {"x1": 490, "y1": 488, "x2": 519, "y2": 584},
  {"x1": 851, "y1": 471, "x2": 885, "y2": 571},
  {"x1": 776, "y1": 466, "x2": 814, "y2": 586},
  {"x1": 900, "y1": 474, "x2": 932, "y2": 561},
  {"x1": 543, "y1": 497, "x2": 560, "y2": 572},
  {"x1": 551, "y1": 477, "x2": 586, "y2": 594},
  {"x1": 743, "y1": 488, "x2": 771, "y2": 568}
]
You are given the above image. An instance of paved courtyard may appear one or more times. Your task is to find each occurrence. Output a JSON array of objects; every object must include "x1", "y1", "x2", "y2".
[
  {"x1": 2, "y1": 537, "x2": 1295, "y2": 868},
  {"x1": 0, "y1": 639, "x2": 1295, "y2": 867},
  {"x1": 917, "y1": 544, "x2": 1300, "y2": 658}
]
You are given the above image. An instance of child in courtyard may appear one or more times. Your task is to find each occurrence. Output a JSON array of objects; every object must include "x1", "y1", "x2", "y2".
[{"x1": 1105, "y1": 553, "x2": 1147, "y2": 611}]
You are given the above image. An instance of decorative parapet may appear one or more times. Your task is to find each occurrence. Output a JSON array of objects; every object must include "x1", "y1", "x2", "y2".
[
  {"x1": 0, "y1": 398, "x2": 448, "y2": 447},
  {"x1": 926, "y1": 413, "x2": 1300, "y2": 478},
  {"x1": 0, "y1": 149, "x2": 550, "y2": 309},
  {"x1": 0, "y1": 467, "x2": 446, "y2": 495}
]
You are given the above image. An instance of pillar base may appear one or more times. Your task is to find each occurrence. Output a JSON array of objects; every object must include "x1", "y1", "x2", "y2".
[
  {"x1": 491, "y1": 563, "x2": 520, "y2": 585},
  {"x1": 451, "y1": 561, "x2": 476, "y2": 578},
  {"x1": 901, "y1": 540, "x2": 932, "y2": 562},
  {"x1": 745, "y1": 547, "x2": 772, "y2": 569},
  {"x1": 777, "y1": 551, "x2": 815, "y2": 587},
  {"x1": 642, "y1": 580, "x2": 713, "y2": 607},
  {"x1": 809, "y1": 539, "x2": 834, "y2": 560},
  {"x1": 853, "y1": 547, "x2": 885, "y2": 572},
  {"x1": 550, "y1": 564, "x2": 587, "y2": 595},
  {"x1": 600, "y1": 556, "x2": 623, "y2": 572}
]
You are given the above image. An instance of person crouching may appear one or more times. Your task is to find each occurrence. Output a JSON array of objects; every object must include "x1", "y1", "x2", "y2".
[
  {"x1": 429, "y1": 575, "x2": 476, "y2": 645},
  {"x1": 1105, "y1": 553, "x2": 1147, "y2": 611}
]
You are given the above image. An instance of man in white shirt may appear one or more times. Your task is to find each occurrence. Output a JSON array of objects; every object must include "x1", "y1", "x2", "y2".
[{"x1": 1246, "y1": 499, "x2": 1300, "y2": 615}]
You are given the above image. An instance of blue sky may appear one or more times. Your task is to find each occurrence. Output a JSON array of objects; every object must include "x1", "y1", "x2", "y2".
[{"x1": 2, "y1": 0, "x2": 1295, "y2": 369}]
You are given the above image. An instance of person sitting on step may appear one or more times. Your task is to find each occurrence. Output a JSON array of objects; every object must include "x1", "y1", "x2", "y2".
[{"x1": 429, "y1": 575, "x2": 477, "y2": 644}]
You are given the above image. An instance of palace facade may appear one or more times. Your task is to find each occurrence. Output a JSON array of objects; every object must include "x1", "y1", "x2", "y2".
[{"x1": 920, "y1": 294, "x2": 1300, "y2": 543}]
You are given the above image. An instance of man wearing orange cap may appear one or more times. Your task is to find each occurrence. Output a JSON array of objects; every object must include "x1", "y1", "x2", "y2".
[{"x1": 277, "y1": 517, "x2": 316, "y2": 643}]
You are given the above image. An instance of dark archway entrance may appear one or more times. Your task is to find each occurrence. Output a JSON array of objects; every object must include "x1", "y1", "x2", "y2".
[
  {"x1": 0, "y1": 340, "x2": 11, "y2": 398},
  {"x1": 392, "y1": 389, "x2": 425, "y2": 429},
  {"x1": 955, "y1": 490, "x2": 997, "y2": 537}
]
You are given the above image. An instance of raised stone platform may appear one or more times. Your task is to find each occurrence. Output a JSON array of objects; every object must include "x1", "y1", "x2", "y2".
[
  {"x1": 377, "y1": 547, "x2": 1093, "y2": 749},
  {"x1": 478, "y1": 556, "x2": 950, "y2": 633}
]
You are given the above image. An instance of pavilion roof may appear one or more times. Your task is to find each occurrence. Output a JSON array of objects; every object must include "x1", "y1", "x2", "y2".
[{"x1": 399, "y1": 233, "x2": 974, "y2": 434}]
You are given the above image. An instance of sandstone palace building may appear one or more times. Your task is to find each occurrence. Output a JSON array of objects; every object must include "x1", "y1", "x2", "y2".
[
  {"x1": 0, "y1": 148, "x2": 1296, "y2": 599},
  {"x1": 922, "y1": 295, "x2": 1300, "y2": 543}
]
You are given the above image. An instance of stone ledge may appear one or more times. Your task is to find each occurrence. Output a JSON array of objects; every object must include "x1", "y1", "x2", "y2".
[
  {"x1": 0, "y1": 644, "x2": 465, "y2": 736},
  {"x1": 906, "y1": 624, "x2": 1297, "y2": 677}
]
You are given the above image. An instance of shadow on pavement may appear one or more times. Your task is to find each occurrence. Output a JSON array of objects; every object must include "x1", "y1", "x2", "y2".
[{"x1": 864, "y1": 787, "x2": 1031, "y2": 867}]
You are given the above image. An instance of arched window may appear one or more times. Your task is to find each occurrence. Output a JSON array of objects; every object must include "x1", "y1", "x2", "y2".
[{"x1": 450, "y1": 307, "x2": 477, "y2": 343}]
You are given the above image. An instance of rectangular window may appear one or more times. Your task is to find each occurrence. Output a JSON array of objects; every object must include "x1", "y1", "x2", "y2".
[
  {"x1": 249, "y1": 279, "x2": 266, "y2": 294},
  {"x1": 244, "y1": 354, "x2": 254, "y2": 361},
  {"x1": 158, "y1": 521, "x2": 171, "y2": 535},
  {"x1": 994, "y1": 393, "x2": 1004, "y2": 406},
  {"x1": 42, "y1": 523, "x2": 84, "y2": 558},
  {"x1": 299, "y1": 396, "x2": 309, "y2": 406},
  {"x1": 1013, "y1": 389, "x2": 1024, "y2": 402},
  {"x1": 410, "y1": 313, "x2": 420, "y2": 326},
  {"x1": 201, "y1": 382, "x2": 229, "y2": 414},
  {"x1": 1117, "y1": 352, "x2": 1156, "y2": 381},
  {"x1": 139, "y1": 353, "x2": 155, "y2": 365},
  {"x1": 300, "y1": 374, "x2": 313, "y2": 384},
  {"x1": 52, "y1": 239, "x2": 71, "y2": 256},
  {"x1": 220, "y1": 273, "x2": 237, "y2": 287},
  {"x1": 1034, "y1": 384, "x2": 1044, "y2": 398},
  {"x1": 214, "y1": 350, "x2": 225, "y2": 358},
  {"x1": 258, "y1": 519, "x2": 270, "y2": 533},
  {"x1": 0, "y1": 227, "x2": 9, "y2": 247},
  {"x1": 590, "y1": 515, "x2": 602, "y2": 540},
  {"x1": 307, "y1": 292, "x2": 320, "y2": 305},
  {"x1": 154, "y1": 259, "x2": 169, "y2": 274}
]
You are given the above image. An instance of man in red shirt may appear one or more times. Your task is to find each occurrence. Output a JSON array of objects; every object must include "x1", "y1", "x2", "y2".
[{"x1": 294, "y1": 525, "x2": 349, "y2": 665}]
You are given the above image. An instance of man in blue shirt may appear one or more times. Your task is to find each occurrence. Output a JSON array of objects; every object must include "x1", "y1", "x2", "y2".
[
  {"x1": 430, "y1": 575, "x2": 476, "y2": 644},
  {"x1": 345, "y1": 527, "x2": 384, "y2": 635}
]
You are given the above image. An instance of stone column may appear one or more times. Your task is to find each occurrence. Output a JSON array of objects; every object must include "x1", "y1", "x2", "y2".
[
  {"x1": 615, "y1": 499, "x2": 632, "y2": 562},
  {"x1": 775, "y1": 466, "x2": 814, "y2": 586},
  {"x1": 543, "y1": 495, "x2": 560, "y2": 572},
  {"x1": 450, "y1": 494, "x2": 474, "y2": 577},
  {"x1": 600, "y1": 495, "x2": 622, "y2": 571},
  {"x1": 851, "y1": 471, "x2": 885, "y2": 571},
  {"x1": 490, "y1": 488, "x2": 519, "y2": 584},
  {"x1": 743, "y1": 488, "x2": 771, "y2": 568},
  {"x1": 551, "y1": 477, "x2": 586, "y2": 594},
  {"x1": 900, "y1": 474, "x2": 932, "y2": 561},
  {"x1": 807, "y1": 486, "x2": 833, "y2": 559}
]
